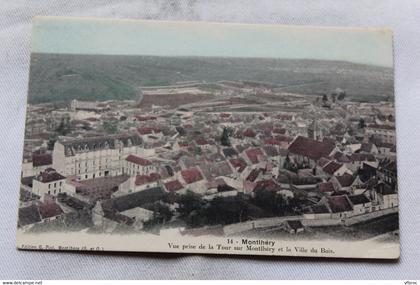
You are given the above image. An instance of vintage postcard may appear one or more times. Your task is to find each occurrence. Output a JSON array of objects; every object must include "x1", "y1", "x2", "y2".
[{"x1": 17, "y1": 17, "x2": 399, "y2": 259}]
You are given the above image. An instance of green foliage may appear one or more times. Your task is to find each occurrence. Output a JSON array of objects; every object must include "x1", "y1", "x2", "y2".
[
  {"x1": 55, "y1": 118, "x2": 71, "y2": 136},
  {"x1": 103, "y1": 121, "x2": 118, "y2": 134},
  {"x1": 358, "y1": 118, "x2": 366, "y2": 129},
  {"x1": 175, "y1": 126, "x2": 187, "y2": 136},
  {"x1": 178, "y1": 191, "x2": 203, "y2": 217},
  {"x1": 28, "y1": 53, "x2": 393, "y2": 104},
  {"x1": 252, "y1": 189, "x2": 289, "y2": 216},
  {"x1": 220, "y1": 127, "x2": 231, "y2": 147},
  {"x1": 283, "y1": 154, "x2": 298, "y2": 173},
  {"x1": 47, "y1": 138, "x2": 56, "y2": 151},
  {"x1": 195, "y1": 147, "x2": 202, "y2": 156}
]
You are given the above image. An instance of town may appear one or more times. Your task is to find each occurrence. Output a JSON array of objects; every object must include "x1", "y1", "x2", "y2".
[{"x1": 18, "y1": 80, "x2": 398, "y2": 239}]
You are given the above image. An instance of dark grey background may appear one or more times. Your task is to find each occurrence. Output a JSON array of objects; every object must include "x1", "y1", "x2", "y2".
[{"x1": 0, "y1": 0, "x2": 419, "y2": 279}]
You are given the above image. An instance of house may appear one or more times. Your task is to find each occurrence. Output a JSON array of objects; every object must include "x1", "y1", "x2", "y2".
[
  {"x1": 358, "y1": 143, "x2": 379, "y2": 155},
  {"x1": 38, "y1": 200, "x2": 64, "y2": 222},
  {"x1": 124, "y1": 155, "x2": 156, "y2": 176},
  {"x1": 375, "y1": 182, "x2": 398, "y2": 209},
  {"x1": 228, "y1": 158, "x2": 248, "y2": 174},
  {"x1": 115, "y1": 173, "x2": 161, "y2": 197},
  {"x1": 93, "y1": 186, "x2": 165, "y2": 230},
  {"x1": 199, "y1": 161, "x2": 233, "y2": 181},
  {"x1": 330, "y1": 173, "x2": 355, "y2": 192},
  {"x1": 243, "y1": 128, "x2": 257, "y2": 138},
  {"x1": 244, "y1": 148, "x2": 265, "y2": 165},
  {"x1": 303, "y1": 204, "x2": 331, "y2": 220},
  {"x1": 21, "y1": 152, "x2": 53, "y2": 178},
  {"x1": 181, "y1": 168, "x2": 204, "y2": 184},
  {"x1": 348, "y1": 194, "x2": 372, "y2": 215},
  {"x1": 53, "y1": 134, "x2": 143, "y2": 180},
  {"x1": 288, "y1": 136, "x2": 336, "y2": 167},
  {"x1": 180, "y1": 167, "x2": 207, "y2": 194},
  {"x1": 318, "y1": 181, "x2": 335, "y2": 195},
  {"x1": 321, "y1": 195, "x2": 353, "y2": 219},
  {"x1": 32, "y1": 168, "x2": 66, "y2": 200},
  {"x1": 246, "y1": 169, "x2": 262, "y2": 182},
  {"x1": 377, "y1": 159, "x2": 397, "y2": 187},
  {"x1": 164, "y1": 180, "x2": 184, "y2": 193},
  {"x1": 322, "y1": 161, "x2": 352, "y2": 177}
]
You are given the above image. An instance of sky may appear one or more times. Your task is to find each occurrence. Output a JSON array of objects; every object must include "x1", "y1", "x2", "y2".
[{"x1": 31, "y1": 16, "x2": 394, "y2": 67}]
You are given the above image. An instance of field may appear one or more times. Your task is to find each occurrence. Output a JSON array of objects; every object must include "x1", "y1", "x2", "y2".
[{"x1": 28, "y1": 53, "x2": 394, "y2": 104}]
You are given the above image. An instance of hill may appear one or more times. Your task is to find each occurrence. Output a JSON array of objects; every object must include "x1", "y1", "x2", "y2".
[{"x1": 27, "y1": 53, "x2": 394, "y2": 104}]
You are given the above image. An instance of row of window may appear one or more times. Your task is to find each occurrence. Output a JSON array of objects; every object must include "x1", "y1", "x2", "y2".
[
  {"x1": 47, "y1": 188, "x2": 62, "y2": 195},
  {"x1": 48, "y1": 181, "x2": 62, "y2": 189}
]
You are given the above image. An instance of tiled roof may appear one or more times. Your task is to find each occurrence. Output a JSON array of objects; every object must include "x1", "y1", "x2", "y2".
[
  {"x1": 263, "y1": 145, "x2": 279, "y2": 157},
  {"x1": 335, "y1": 173, "x2": 354, "y2": 187},
  {"x1": 164, "y1": 180, "x2": 184, "y2": 192},
  {"x1": 317, "y1": 157, "x2": 331, "y2": 168},
  {"x1": 38, "y1": 201, "x2": 64, "y2": 219},
  {"x1": 245, "y1": 148, "x2": 265, "y2": 164},
  {"x1": 254, "y1": 179, "x2": 282, "y2": 192},
  {"x1": 181, "y1": 168, "x2": 204, "y2": 184},
  {"x1": 32, "y1": 153, "x2": 52, "y2": 167},
  {"x1": 36, "y1": 168, "x2": 66, "y2": 183},
  {"x1": 243, "y1": 129, "x2": 257, "y2": 138},
  {"x1": 348, "y1": 194, "x2": 370, "y2": 205},
  {"x1": 135, "y1": 173, "x2": 161, "y2": 186},
  {"x1": 319, "y1": 182, "x2": 335, "y2": 192},
  {"x1": 60, "y1": 134, "x2": 142, "y2": 157},
  {"x1": 102, "y1": 186, "x2": 165, "y2": 215},
  {"x1": 322, "y1": 161, "x2": 343, "y2": 175},
  {"x1": 229, "y1": 158, "x2": 247, "y2": 173},
  {"x1": 126, "y1": 155, "x2": 152, "y2": 166},
  {"x1": 288, "y1": 136, "x2": 335, "y2": 160},
  {"x1": 327, "y1": 196, "x2": 353, "y2": 213},
  {"x1": 246, "y1": 169, "x2": 261, "y2": 182}
]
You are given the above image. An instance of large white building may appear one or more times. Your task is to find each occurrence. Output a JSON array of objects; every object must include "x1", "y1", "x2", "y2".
[
  {"x1": 365, "y1": 124, "x2": 396, "y2": 144},
  {"x1": 52, "y1": 134, "x2": 143, "y2": 180},
  {"x1": 32, "y1": 168, "x2": 67, "y2": 200}
]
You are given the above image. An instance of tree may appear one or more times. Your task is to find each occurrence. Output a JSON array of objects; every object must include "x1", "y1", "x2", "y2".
[
  {"x1": 220, "y1": 127, "x2": 231, "y2": 146},
  {"x1": 358, "y1": 118, "x2": 366, "y2": 129},
  {"x1": 322, "y1": 94, "x2": 328, "y2": 104},
  {"x1": 283, "y1": 154, "x2": 297, "y2": 172},
  {"x1": 178, "y1": 191, "x2": 203, "y2": 217},
  {"x1": 47, "y1": 138, "x2": 56, "y2": 150},
  {"x1": 103, "y1": 121, "x2": 118, "y2": 134},
  {"x1": 337, "y1": 91, "x2": 346, "y2": 101},
  {"x1": 55, "y1": 117, "x2": 71, "y2": 136},
  {"x1": 331, "y1": 93, "x2": 337, "y2": 103},
  {"x1": 195, "y1": 147, "x2": 202, "y2": 156},
  {"x1": 175, "y1": 126, "x2": 186, "y2": 136}
]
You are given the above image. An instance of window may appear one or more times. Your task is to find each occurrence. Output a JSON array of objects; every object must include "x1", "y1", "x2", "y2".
[
  {"x1": 48, "y1": 184, "x2": 51, "y2": 189},
  {"x1": 48, "y1": 191, "x2": 50, "y2": 195},
  {"x1": 85, "y1": 175, "x2": 88, "y2": 179},
  {"x1": 54, "y1": 183, "x2": 56, "y2": 187},
  {"x1": 54, "y1": 190, "x2": 56, "y2": 194},
  {"x1": 59, "y1": 181, "x2": 62, "y2": 186}
]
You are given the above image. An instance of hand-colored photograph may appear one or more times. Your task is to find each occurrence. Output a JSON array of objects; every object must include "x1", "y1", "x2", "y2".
[{"x1": 17, "y1": 17, "x2": 398, "y2": 259}]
